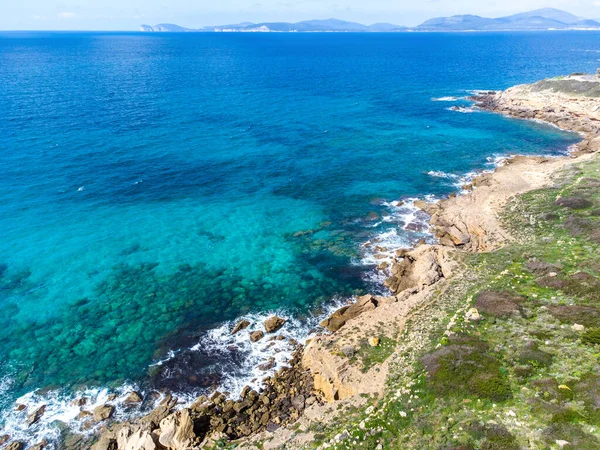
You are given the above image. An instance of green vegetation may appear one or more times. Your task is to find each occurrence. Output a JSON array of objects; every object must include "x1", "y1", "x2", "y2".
[{"x1": 301, "y1": 158, "x2": 600, "y2": 449}]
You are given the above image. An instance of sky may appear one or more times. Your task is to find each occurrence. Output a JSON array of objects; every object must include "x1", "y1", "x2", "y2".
[{"x1": 2, "y1": 0, "x2": 600, "y2": 30}]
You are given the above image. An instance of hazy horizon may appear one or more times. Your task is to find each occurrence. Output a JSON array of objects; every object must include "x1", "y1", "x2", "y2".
[{"x1": 2, "y1": 1, "x2": 600, "y2": 31}]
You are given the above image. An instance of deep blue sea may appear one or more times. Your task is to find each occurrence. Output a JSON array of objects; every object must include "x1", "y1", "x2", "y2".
[{"x1": 0, "y1": 31, "x2": 598, "y2": 444}]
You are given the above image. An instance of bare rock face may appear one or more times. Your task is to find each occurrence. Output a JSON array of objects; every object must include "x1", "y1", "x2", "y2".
[
  {"x1": 158, "y1": 409, "x2": 195, "y2": 450},
  {"x1": 320, "y1": 294, "x2": 378, "y2": 332},
  {"x1": 117, "y1": 427, "x2": 160, "y2": 450},
  {"x1": 93, "y1": 404, "x2": 115, "y2": 422},
  {"x1": 264, "y1": 316, "x2": 286, "y2": 333},
  {"x1": 385, "y1": 245, "x2": 453, "y2": 295}
]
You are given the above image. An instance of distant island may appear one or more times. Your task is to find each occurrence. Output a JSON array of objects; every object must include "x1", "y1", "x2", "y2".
[{"x1": 141, "y1": 8, "x2": 600, "y2": 33}]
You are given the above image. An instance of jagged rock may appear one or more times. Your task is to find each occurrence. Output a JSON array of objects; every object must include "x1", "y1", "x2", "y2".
[
  {"x1": 158, "y1": 409, "x2": 195, "y2": 450},
  {"x1": 232, "y1": 320, "x2": 250, "y2": 334},
  {"x1": 5, "y1": 442, "x2": 24, "y2": 450},
  {"x1": 0, "y1": 436, "x2": 9, "y2": 445},
  {"x1": 320, "y1": 295, "x2": 378, "y2": 332},
  {"x1": 93, "y1": 404, "x2": 115, "y2": 422},
  {"x1": 117, "y1": 426, "x2": 159, "y2": 450},
  {"x1": 264, "y1": 316, "x2": 286, "y2": 333},
  {"x1": 249, "y1": 331, "x2": 264, "y2": 342},
  {"x1": 26, "y1": 405, "x2": 46, "y2": 427},
  {"x1": 124, "y1": 391, "x2": 143, "y2": 404}
]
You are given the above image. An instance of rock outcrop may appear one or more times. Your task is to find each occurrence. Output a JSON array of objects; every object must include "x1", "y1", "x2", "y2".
[
  {"x1": 385, "y1": 245, "x2": 453, "y2": 294},
  {"x1": 91, "y1": 350, "x2": 319, "y2": 449}
]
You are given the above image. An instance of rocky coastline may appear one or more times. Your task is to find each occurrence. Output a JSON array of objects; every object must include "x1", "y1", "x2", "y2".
[{"x1": 3, "y1": 72, "x2": 600, "y2": 450}]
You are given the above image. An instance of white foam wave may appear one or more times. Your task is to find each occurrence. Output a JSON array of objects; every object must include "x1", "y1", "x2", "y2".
[
  {"x1": 0, "y1": 383, "x2": 151, "y2": 449},
  {"x1": 357, "y1": 197, "x2": 436, "y2": 277},
  {"x1": 431, "y1": 96, "x2": 460, "y2": 102},
  {"x1": 427, "y1": 170, "x2": 460, "y2": 180},
  {"x1": 157, "y1": 301, "x2": 349, "y2": 403}
]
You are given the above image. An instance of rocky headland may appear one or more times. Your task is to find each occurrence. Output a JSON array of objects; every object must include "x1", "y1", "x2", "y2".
[{"x1": 4, "y1": 72, "x2": 600, "y2": 450}]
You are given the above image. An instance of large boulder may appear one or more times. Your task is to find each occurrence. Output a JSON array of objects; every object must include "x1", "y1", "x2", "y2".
[
  {"x1": 249, "y1": 331, "x2": 264, "y2": 342},
  {"x1": 158, "y1": 409, "x2": 195, "y2": 450},
  {"x1": 264, "y1": 316, "x2": 286, "y2": 333},
  {"x1": 93, "y1": 404, "x2": 115, "y2": 422}
]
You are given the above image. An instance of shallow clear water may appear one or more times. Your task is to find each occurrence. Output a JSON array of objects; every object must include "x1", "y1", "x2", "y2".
[{"x1": 0, "y1": 30, "x2": 598, "y2": 440}]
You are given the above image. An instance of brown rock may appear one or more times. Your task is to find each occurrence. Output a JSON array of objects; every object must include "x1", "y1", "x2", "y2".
[
  {"x1": 26, "y1": 405, "x2": 46, "y2": 427},
  {"x1": 5, "y1": 442, "x2": 24, "y2": 450},
  {"x1": 258, "y1": 357, "x2": 276, "y2": 371},
  {"x1": 93, "y1": 404, "x2": 115, "y2": 422},
  {"x1": 232, "y1": 320, "x2": 251, "y2": 334},
  {"x1": 123, "y1": 391, "x2": 143, "y2": 404},
  {"x1": 250, "y1": 331, "x2": 265, "y2": 342},
  {"x1": 0, "y1": 436, "x2": 9, "y2": 446},
  {"x1": 77, "y1": 410, "x2": 93, "y2": 420},
  {"x1": 264, "y1": 316, "x2": 286, "y2": 333},
  {"x1": 15, "y1": 404, "x2": 26, "y2": 411}
]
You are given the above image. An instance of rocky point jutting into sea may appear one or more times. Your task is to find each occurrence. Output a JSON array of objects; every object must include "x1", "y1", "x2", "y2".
[{"x1": 5, "y1": 71, "x2": 600, "y2": 450}]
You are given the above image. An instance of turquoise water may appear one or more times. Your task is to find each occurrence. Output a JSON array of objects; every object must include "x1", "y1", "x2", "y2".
[{"x1": 0, "y1": 31, "x2": 598, "y2": 441}]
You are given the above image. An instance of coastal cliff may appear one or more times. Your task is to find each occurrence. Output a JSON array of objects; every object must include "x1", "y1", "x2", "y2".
[{"x1": 8, "y1": 73, "x2": 600, "y2": 450}]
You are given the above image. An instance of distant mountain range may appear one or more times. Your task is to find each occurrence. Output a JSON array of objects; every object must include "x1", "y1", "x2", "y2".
[
  {"x1": 140, "y1": 19, "x2": 406, "y2": 33},
  {"x1": 141, "y1": 8, "x2": 600, "y2": 33}
]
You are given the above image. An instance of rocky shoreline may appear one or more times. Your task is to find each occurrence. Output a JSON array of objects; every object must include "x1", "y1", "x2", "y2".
[{"x1": 3, "y1": 72, "x2": 600, "y2": 450}]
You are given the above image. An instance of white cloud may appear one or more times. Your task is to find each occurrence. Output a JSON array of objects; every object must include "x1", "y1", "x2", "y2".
[{"x1": 57, "y1": 12, "x2": 77, "y2": 19}]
